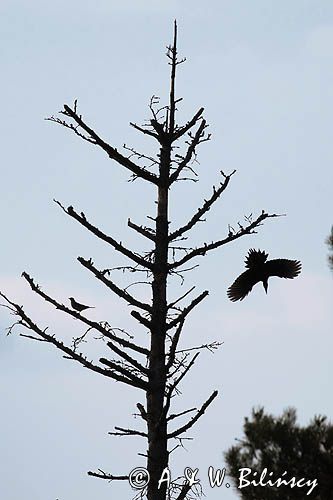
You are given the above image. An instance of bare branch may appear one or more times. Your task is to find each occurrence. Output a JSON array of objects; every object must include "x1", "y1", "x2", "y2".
[
  {"x1": 131, "y1": 310, "x2": 151, "y2": 329},
  {"x1": 51, "y1": 103, "x2": 159, "y2": 185},
  {"x1": 0, "y1": 292, "x2": 147, "y2": 390},
  {"x1": 166, "y1": 319, "x2": 185, "y2": 371},
  {"x1": 173, "y1": 107, "x2": 205, "y2": 140},
  {"x1": 169, "y1": 170, "x2": 236, "y2": 241},
  {"x1": 19, "y1": 272, "x2": 148, "y2": 355},
  {"x1": 123, "y1": 143, "x2": 159, "y2": 167},
  {"x1": 169, "y1": 353, "x2": 199, "y2": 395},
  {"x1": 107, "y1": 342, "x2": 149, "y2": 376},
  {"x1": 170, "y1": 211, "x2": 284, "y2": 269},
  {"x1": 169, "y1": 119, "x2": 208, "y2": 184},
  {"x1": 168, "y1": 408, "x2": 196, "y2": 422},
  {"x1": 129, "y1": 121, "x2": 159, "y2": 139},
  {"x1": 101, "y1": 265, "x2": 149, "y2": 276},
  {"x1": 100, "y1": 358, "x2": 148, "y2": 389},
  {"x1": 164, "y1": 353, "x2": 200, "y2": 421},
  {"x1": 78, "y1": 256, "x2": 152, "y2": 313},
  {"x1": 167, "y1": 291, "x2": 209, "y2": 330},
  {"x1": 168, "y1": 390, "x2": 218, "y2": 439},
  {"x1": 54, "y1": 200, "x2": 153, "y2": 270},
  {"x1": 109, "y1": 426, "x2": 147, "y2": 438},
  {"x1": 136, "y1": 403, "x2": 148, "y2": 421},
  {"x1": 168, "y1": 286, "x2": 195, "y2": 310},
  {"x1": 87, "y1": 469, "x2": 129, "y2": 481},
  {"x1": 176, "y1": 341, "x2": 223, "y2": 354},
  {"x1": 19, "y1": 333, "x2": 48, "y2": 342},
  {"x1": 128, "y1": 218, "x2": 156, "y2": 242},
  {"x1": 124, "y1": 281, "x2": 150, "y2": 292}
]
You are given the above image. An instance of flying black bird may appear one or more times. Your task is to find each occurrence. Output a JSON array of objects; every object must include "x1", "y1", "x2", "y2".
[
  {"x1": 227, "y1": 249, "x2": 302, "y2": 302},
  {"x1": 69, "y1": 297, "x2": 95, "y2": 312}
]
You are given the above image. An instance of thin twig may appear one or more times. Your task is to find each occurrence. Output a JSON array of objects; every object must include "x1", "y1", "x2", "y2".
[{"x1": 168, "y1": 390, "x2": 218, "y2": 438}]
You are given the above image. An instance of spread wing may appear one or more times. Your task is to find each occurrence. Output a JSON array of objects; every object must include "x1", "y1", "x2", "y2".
[
  {"x1": 227, "y1": 268, "x2": 260, "y2": 302},
  {"x1": 265, "y1": 259, "x2": 302, "y2": 279}
]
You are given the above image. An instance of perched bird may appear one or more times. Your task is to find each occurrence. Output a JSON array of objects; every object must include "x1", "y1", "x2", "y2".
[
  {"x1": 227, "y1": 249, "x2": 302, "y2": 302},
  {"x1": 69, "y1": 297, "x2": 95, "y2": 312}
]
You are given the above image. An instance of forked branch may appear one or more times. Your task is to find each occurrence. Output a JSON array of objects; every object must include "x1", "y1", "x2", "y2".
[
  {"x1": 169, "y1": 170, "x2": 236, "y2": 242},
  {"x1": 0, "y1": 292, "x2": 147, "y2": 390},
  {"x1": 167, "y1": 291, "x2": 209, "y2": 330},
  {"x1": 54, "y1": 200, "x2": 153, "y2": 270},
  {"x1": 100, "y1": 358, "x2": 148, "y2": 389},
  {"x1": 173, "y1": 107, "x2": 204, "y2": 140},
  {"x1": 48, "y1": 103, "x2": 159, "y2": 185},
  {"x1": 78, "y1": 256, "x2": 152, "y2": 313},
  {"x1": 167, "y1": 408, "x2": 196, "y2": 422},
  {"x1": 109, "y1": 426, "x2": 147, "y2": 438},
  {"x1": 169, "y1": 119, "x2": 208, "y2": 184},
  {"x1": 170, "y1": 211, "x2": 283, "y2": 269},
  {"x1": 168, "y1": 390, "x2": 218, "y2": 439},
  {"x1": 19, "y1": 272, "x2": 148, "y2": 355},
  {"x1": 107, "y1": 342, "x2": 148, "y2": 376},
  {"x1": 163, "y1": 353, "x2": 200, "y2": 419}
]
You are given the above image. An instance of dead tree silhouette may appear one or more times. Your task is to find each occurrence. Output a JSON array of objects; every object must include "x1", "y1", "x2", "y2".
[
  {"x1": 1, "y1": 22, "x2": 287, "y2": 500},
  {"x1": 227, "y1": 248, "x2": 302, "y2": 302}
]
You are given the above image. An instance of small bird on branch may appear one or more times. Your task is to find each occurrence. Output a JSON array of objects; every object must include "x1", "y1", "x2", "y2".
[
  {"x1": 227, "y1": 249, "x2": 302, "y2": 302},
  {"x1": 69, "y1": 297, "x2": 95, "y2": 312}
]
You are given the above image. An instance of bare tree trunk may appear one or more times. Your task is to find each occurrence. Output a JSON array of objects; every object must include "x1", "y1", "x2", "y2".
[
  {"x1": 147, "y1": 150, "x2": 169, "y2": 498},
  {"x1": 147, "y1": 24, "x2": 175, "y2": 497}
]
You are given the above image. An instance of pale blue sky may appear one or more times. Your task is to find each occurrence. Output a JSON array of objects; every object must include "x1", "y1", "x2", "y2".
[{"x1": 0, "y1": 1, "x2": 332, "y2": 499}]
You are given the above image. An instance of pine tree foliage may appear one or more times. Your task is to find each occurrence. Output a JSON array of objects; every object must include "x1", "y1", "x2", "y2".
[
  {"x1": 326, "y1": 226, "x2": 333, "y2": 272},
  {"x1": 225, "y1": 407, "x2": 333, "y2": 500}
]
